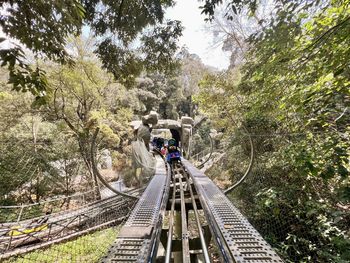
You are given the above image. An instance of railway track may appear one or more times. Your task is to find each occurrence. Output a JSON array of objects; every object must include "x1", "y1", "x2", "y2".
[
  {"x1": 102, "y1": 156, "x2": 284, "y2": 262},
  {"x1": 182, "y1": 159, "x2": 283, "y2": 262}
]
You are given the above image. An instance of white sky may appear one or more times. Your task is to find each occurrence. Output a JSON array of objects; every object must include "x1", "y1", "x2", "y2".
[{"x1": 165, "y1": 0, "x2": 230, "y2": 70}]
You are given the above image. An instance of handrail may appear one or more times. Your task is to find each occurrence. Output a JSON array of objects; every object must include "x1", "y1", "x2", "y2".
[
  {"x1": 224, "y1": 132, "x2": 254, "y2": 194},
  {"x1": 196, "y1": 133, "x2": 214, "y2": 169}
]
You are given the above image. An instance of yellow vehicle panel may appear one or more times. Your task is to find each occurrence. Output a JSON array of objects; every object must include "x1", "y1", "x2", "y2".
[{"x1": 8, "y1": 224, "x2": 48, "y2": 236}]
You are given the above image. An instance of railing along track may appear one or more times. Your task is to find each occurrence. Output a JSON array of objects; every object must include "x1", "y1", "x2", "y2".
[{"x1": 0, "y1": 188, "x2": 142, "y2": 260}]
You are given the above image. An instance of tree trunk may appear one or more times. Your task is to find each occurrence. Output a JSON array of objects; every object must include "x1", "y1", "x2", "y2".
[{"x1": 78, "y1": 136, "x2": 101, "y2": 200}]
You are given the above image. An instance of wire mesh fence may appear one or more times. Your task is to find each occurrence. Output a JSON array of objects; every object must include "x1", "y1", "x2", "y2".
[
  {"x1": 0, "y1": 189, "x2": 98, "y2": 224},
  {"x1": 189, "y1": 121, "x2": 224, "y2": 169},
  {"x1": 3, "y1": 227, "x2": 120, "y2": 263},
  {"x1": 0, "y1": 190, "x2": 138, "y2": 262},
  {"x1": 1, "y1": 116, "x2": 349, "y2": 263},
  {"x1": 0, "y1": 134, "x2": 139, "y2": 262},
  {"x1": 220, "y1": 131, "x2": 350, "y2": 262}
]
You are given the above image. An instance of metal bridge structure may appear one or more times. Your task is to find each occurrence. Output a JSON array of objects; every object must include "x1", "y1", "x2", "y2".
[{"x1": 100, "y1": 154, "x2": 283, "y2": 263}]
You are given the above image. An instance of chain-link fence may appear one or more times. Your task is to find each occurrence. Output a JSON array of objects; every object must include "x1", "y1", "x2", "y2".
[
  {"x1": 0, "y1": 188, "x2": 139, "y2": 262},
  {"x1": 0, "y1": 134, "x2": 140, "y2": 262},
  {"x1": 0, "y1": 189, "x2": 98, "y2": 223},
  {"x1": 3, "y1": 227, "x2": 119, "y2": 263},
  {"x1": 2, "y1": 120, "x2": 348, "y2": 263},
  {"x1": 215, "y1": 130, "x2": 350, "y2": 262}
]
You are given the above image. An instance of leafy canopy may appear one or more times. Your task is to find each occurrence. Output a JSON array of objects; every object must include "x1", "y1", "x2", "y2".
[
  {"x1": 197, "y1": 0, "x2": 350, "y2": 261},
  {"x1": 0, "y1": 0, "x2": 183, "y2": 102}
]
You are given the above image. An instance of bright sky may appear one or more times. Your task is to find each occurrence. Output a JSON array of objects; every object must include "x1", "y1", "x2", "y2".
[{"x1": 165, "y1": 0, "x2": 230, "y2": 70}]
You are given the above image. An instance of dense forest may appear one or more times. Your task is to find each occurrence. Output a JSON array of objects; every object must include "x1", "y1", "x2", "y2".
[
  {"x1": 0, "y1": 0, "x2": 349, "y2": 262},
  {"x1": 196, "y1": 0, "x2": 350, "y2": 262}
]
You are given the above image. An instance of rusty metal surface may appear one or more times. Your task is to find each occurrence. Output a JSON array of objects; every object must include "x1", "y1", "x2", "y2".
[{"x1": 182, "y1": 159, "x2": 284, "y2": 263}]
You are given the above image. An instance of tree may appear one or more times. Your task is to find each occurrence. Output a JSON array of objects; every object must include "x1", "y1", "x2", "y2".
[
  {"x1": 131, "y1": 72, "x2": 181, "y2": 119},
  {"x1": 0, "y1": 68, "x2": 66, "y2": 204},
  {"x1": 180, "y1": 47, "x2": 214, "y2": 113},
  {"x1": 46, "y1": 37, "x2": 133, "y2": 198},
  {"x1": 0, "y1": 35, "x2": 137, "y2": 206},
  {"x1": 196, "y1": 0, "x2": 350, "y2": 261},
  {"x1": 0, "y1": 0, "x2": 183, "y2": 103},
  {"x1": 131, "y1": 48, "x2": 214, "y2": 121},
  {"x1": 200, "y1": 0, "x2": 260, "y2": 21},
  {"x1": 203, "y1": 2, "x2": 266, "y2": 68}
]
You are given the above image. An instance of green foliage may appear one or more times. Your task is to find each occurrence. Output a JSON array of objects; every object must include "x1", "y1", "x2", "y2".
[
  {"x1": 0, "y1": 0, "x2": 84, "y2": 100},
  {"x1": 0, "y1": 45, "x2": 49, "y2": 105},
  {"x1": 198, "y1": 0, "x2": 350, "y2": 261},
  {"x1": 0, "y1": 37, "x2": 136, "y2": 207},
  {"x1": 141, "y1": 20, "x2": 183, "y2": 74},
  {"x1": 0, "y1": 0, "x2": 182, "y2": 100},
  {"x1": 191, "y1": 120, "x2": 212, "y2": 156},
  {"x1": 200, "y1": 0, "x2": 259, "y2": 21},
  {"x1": 132, "y1": 49, "x2": 212, "y2": 119},
  {"x1": 3, "y1": 227, "x2": 119, "y2": 263},
  {"x1": 0, "y1": 1, "x2": 84, "y2": 62},
  {"x1": 0, "y1": 71, "x2": 67, "y2": 204},
  {"x1": 43, "y1": 37, "x2": 136, "y2": 193}
]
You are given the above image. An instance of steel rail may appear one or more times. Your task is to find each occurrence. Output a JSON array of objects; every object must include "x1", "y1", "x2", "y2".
[
  {"x1": 178, "y1": 167, "x2": 190, "y2": 263},
  {"x1": 182, "y1": 159, "x2": 283, "y2": 263},
  {"x1": 147, "y1": 159, "x2": 171, "y2": 263},
  {"x1": 164, "y1": 173, "x2": 176, "y2": 263},
  {"x1": 101, "y1": 154, "x2": 169, "y2": 262},
  {"x1": 184, "y1": 169, "x2": 211, "y2": 263}
]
